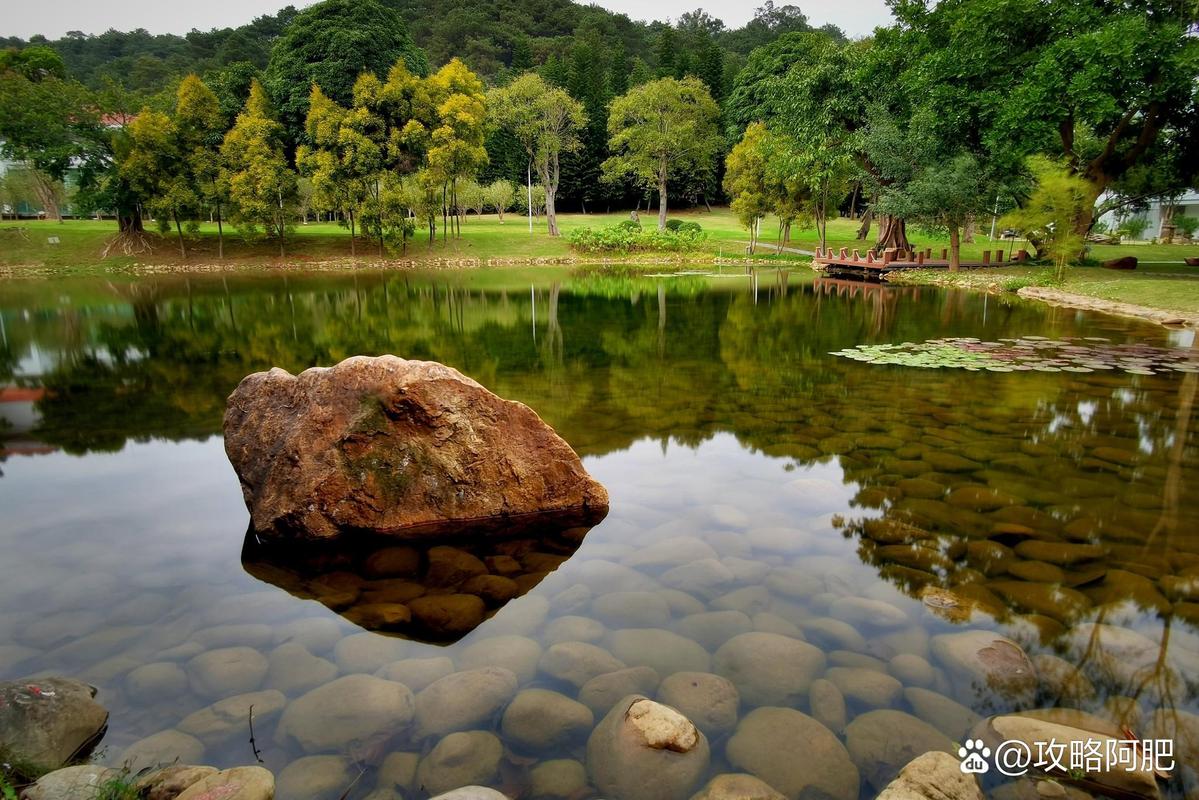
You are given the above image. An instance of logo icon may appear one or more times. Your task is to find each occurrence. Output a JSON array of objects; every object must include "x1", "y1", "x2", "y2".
[{"x1": 959, "y1": 739, "x2": 991, "y2": 774}]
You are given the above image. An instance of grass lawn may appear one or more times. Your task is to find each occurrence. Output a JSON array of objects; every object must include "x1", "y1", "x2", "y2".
[
  {"x1": 3, "y1": 207, "x2": 1198, "y2": 278},
  {"x1": 889, "y1": 263, "x2": 1199, "y2": 317}
]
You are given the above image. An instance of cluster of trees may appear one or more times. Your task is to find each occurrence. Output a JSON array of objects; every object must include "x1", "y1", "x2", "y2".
[
  {"x1": 720, "y1": 1, "x2": 1198, "y2": 266},
  {"x1": 3, "y1": 0, "x2": 835, "y2": 217},
  {"x1": 4, "y1": 0, "x2": 1195, "y2": 266}
]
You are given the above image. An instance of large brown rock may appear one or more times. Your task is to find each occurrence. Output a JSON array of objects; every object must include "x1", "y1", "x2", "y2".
[{"x1": 224, "y1": 356, "x2": 608, "y2": 539}]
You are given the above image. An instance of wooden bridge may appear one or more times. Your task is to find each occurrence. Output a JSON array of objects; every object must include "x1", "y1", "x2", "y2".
[{"x1": 812, "y1": 245, "x2": 1029, "y2": 279}]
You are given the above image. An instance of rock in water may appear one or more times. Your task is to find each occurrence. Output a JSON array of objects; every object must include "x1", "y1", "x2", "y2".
[
  {"x1": 586, "y1": 696, "x2": 711, "y2": 800},
  {"x1": 0, "y1": 678, "x2": 109, "y2": 774},
  {"x1": 224, "y1": 356, "x2": 609, "y2": 539}
]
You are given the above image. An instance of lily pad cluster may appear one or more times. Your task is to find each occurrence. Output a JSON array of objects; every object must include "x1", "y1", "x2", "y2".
[{"x1": 831, "y1": 336, "x2": 1199, "y2": 374}]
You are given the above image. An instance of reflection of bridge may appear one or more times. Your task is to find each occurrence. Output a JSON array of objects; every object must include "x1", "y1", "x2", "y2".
[{"x1": 813, "y1": 245, "x2": 1030, "y2": 279}]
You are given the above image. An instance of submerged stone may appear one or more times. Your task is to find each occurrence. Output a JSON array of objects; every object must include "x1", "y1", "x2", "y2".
[
  {"x1": 726, "y1": 707, "x2": 858, "y2": 800},
  {"x1": 0, "y1": 677, "x2": 109, "y2": 775},
  {"x1": 586, "y1": 696, "x2": 711, "y2": 800}
]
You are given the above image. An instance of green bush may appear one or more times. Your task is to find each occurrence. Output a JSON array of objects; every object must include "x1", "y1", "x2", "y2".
[
  {"x1": 568, "y1": 223, "x2": 708, "y2": 254},
  {"x1": 616, "y1": 219, "x2": 641, "y2": 231},
  {"x1": 1118, "y1": 216, "x2": 1150, "y2": 240},
  {"x1": 677, "y1": 221, "x2": 702, "y2": 234},
  {"x1": 1175, "y1": 215, "x2": 1198, "y2": 238},
  {"x1": 665, "y1": 219, "x2": 684, "y2": 231}
]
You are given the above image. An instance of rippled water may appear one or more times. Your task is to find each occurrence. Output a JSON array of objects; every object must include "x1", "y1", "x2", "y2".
[{"x1": 1, "y1": 268, "x2": 1197, "y2": 799}]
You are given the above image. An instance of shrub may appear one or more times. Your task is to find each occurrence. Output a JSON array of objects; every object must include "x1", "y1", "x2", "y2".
[
  {"x1": 616, "y1": 219, "x2": 641, "y2": 231},
  {"x1": 568, "y1": 223, "x2": 707, "y2": 254},
  {"x1": 677, "y1": 221, "x2": 702, "y2": 234},
  {"x1": 1118, "y1": 216, "x2": 1150, "y2": 240},
  {"x1": 1175, "y1": 215, "x2": 1198, "y2": 239},
  {"x1": 665, "y1": 218, "x2": 684, "y2": 231}
]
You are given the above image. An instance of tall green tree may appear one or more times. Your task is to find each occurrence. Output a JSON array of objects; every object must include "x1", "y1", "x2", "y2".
[
  {"x1": 264, "y1": 0, "x2": 428, "y2": 142},
  {"x1": 881, "y1": 0, "x2": 1199, "y2": 236},
  {"x1": 296, "y1": 84, "x2": 384, "y2": 256},
  {"x1": 490, "y1": 73, "x2": 587, "y2": 236},
  {"x1": 424, "y1": 58, "x2": 488, "y2": 240},
  {"x1": 603, "y1": 77, "x2": 720, "y2": 231},
  {"x1": 175, "y1": 75, "x2": 227, "y2": 257},
  {"x1": 1002, "y1": 156, "x2": 1092, "y2": 279},
  {"x1": 220, "y1": 79, "x2": 297, "y2": 256}
]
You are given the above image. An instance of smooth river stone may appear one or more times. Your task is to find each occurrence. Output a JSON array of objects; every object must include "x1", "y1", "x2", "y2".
[
  {"x1": 414, "y1": 667, "x2": 518, "y2": 738},
  {"x1": 500, "y1": 689, "x2": 594, "y2": 751},
  {"x1": 457, "y1": 635, "x2": 542, "y2": 684},
  {"x1": 265, "y1": 642, "x2": 338, "y2": 695},
  {"x1": 808, "y1": 678, "x2": 847, "y2": 734},
  {"x1": 376, "y1": 656, "x2": 455, "y2": 692},
  {"x1": 121, "y1": 730, "x2": 205, "y2": 773},
  {"x1": 608, "y1": 629, "x2": 712, "y2": 675},
  {"x1": 178, "y1": 689, "x2": 286, "y2": 745},
  {"x1": 539, "y1": 641, "x2": 627, "y2": 687},
  {"x1": 824, "y1": 667, "x2": 903, "y2": 709},
  {"x1": 593, "y1": 591, "x2": 673, "y2": 628},
  {"x1": 623, "y1": 536, "x2": 719, "y2": 569},
  {"x1": 726, "y1": 707, "x2": 859, "y2": 800},
  {"x1": 713, "y1": 633, "x2": 825, "y2": 706},
  {"x1": 690, "y1": 773, "x2": 786, "y2": 800},
  {"x1": 586, "y1": 696, "x2": 711, "y2": 800},
  {"x1": 828, "y1": 596, "x2": 909, "y2": 629},
  {"x1": 276, "y1": 675, "x2": 415, "y2": 753},
  {"x1": 675, "y1": 611, "x2": 754, "y2": 650},
  {"x1": 578, "y1": 666, "x2": 661, "y2": 716},
  {"x1": 417, "y1": 731, "x2": 504, "y2": 797},
  {"x1": 175, "y1": 766, "x2": 275, "y2": 800},
  {"x1": 277, "y1": 755, "x2": 353, "y2": 800},
  {"x1": 845, "y1": 709, "x2": 955, "y2": 792},
  {"x1": 657, "y1": 672, "x2": 740, "y2": 737},
  {"x1": 126, "y1": 662, "x2": 189, "y2": 702},
  {"x1": 544, "y1": 615, "x2": 607, "y2": 645},
  {"x1": 186, "y1": 647, "x2": 268, "y2": 699}
]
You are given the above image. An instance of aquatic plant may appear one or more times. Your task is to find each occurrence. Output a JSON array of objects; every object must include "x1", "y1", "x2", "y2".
[{"x1": 832, "y1": 337, "x2": 1199, "y2": 374}]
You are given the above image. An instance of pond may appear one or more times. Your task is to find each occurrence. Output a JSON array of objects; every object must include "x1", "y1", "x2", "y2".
[{"x1": 1, "y1": 267, "x2": 1196, "y2": 799}]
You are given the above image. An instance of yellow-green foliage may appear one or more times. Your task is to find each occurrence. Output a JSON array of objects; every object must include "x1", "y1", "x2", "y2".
[{"x1": 1002, "y1": 156, "x2": 1094, "y2": 278}]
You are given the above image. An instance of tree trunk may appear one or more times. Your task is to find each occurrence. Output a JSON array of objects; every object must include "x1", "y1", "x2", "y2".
[
  {"x1": 215, "y1": 196, "x2": 224, "y2": 260},
  {"x1": 948, "y1": 225, "x2": 961, "y2": 272},
  {"x1": 963, "y1": 214, "x2": 975, "y2": 244},
  {"x1": 349, "y1": 209, "x2": 356, "y2": 256},
  {"x1": 856, "y1": 208, "x2": 873, "y2": 240},
  {"x1": 546, "y1": 187, "x2": 559, "y2": 236},
  {"x1": 873, "y1": 215, "x2": 911, "y2": 255},
  {"x1": 657, "y1": 174, "x2": 668, "y2": 232},
  {"x1": 173, "y1": 211, "x2": 187, "y2": 259}
]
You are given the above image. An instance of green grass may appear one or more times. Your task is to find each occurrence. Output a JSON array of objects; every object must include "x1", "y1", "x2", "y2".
[
  {"x1": 890, "y1": 263, "x2": 1199, "y2": 316},
  {"x1": 3, "y1": 208, "x2": 1197, "y2": 279}
]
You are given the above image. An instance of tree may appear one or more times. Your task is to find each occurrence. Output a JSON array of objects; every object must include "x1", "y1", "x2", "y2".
[
  {"x1": 264, "y1": 0, "x2": 428, "y2": 141},
  {"x1": 883, "y1": 0, "x2": 1199, "y2": 237},
  {"x1": 490, "y1": 73, "x2": 587, "y2": 236},
  {"x1": 220, "y1": 79, "x2": 297, "y2": 256},
  {"x1": 175, "y1": 76, "x2": 227, "y2": 257},
  {"x1": 0, "y1": 49, "x2": 98, "y2": 222},
  {"x1": 123, "y1": 109, "x2": 193, "y2": 256},
  {"x1": 603, "y1": 77, "x2": 720, "y2": 231},
  {"x1": 296, "y1": 84, "x2": 382, "y2": 257},
  {"x1": 1002, "y1": 157, "x2": 1092, "y2": 279},
  {"x1": 484, "y1": 179, "x2": 516, "y2": 221},
  {"x1": 424, "y1": 59, "x2": 488, "y2": 240},
  {"x1": 724, "y1": 122, "x2": 773, "y2": 252}
]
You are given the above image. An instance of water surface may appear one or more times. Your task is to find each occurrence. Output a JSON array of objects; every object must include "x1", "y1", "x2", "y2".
[{"x1": 1, "y1": 268, "x2": 1196, "y2": 798}]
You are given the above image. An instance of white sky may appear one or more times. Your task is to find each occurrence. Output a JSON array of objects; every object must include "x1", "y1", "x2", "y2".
[{"x1": 4, "y1": 0, "x2": 891, "y2": 41}]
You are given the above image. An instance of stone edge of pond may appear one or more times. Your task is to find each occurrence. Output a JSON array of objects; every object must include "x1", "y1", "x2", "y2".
[
  {"x1": 1014, "y1": 286, "x2": 1199, "y2": 328},
  {"x1": 886, "y1": 270, "x2": 1197, "y2": 329},
  {"x1": 0, "y1": 255, "x2": 810, "y2": 281}
]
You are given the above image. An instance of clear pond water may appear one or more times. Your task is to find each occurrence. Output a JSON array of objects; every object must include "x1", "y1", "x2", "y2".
[{"x1": 1, "y1": 268, "x2": 1197, "y2": 799}]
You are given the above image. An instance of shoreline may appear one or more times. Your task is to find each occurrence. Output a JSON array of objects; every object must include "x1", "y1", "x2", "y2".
[
  {"x1": 0, "y1": 253, "x2": 810, "y2": 280},
  {"x1": 885, "y1": 269, "x2": 1199, "y2": 329}
]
